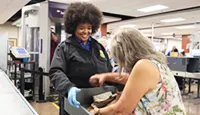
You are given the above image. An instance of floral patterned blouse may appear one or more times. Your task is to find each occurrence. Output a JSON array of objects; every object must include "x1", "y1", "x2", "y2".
[{"x1": 133, "y1": 59, "x2": 186, "y2": 115}]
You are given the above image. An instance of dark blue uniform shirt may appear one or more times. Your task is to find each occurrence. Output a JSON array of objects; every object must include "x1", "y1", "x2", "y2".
[{"x1": 76, "y1": 37, "x2": 91, "y2": 51}]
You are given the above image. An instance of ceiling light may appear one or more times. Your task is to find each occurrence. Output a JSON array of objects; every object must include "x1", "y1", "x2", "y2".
[
  {"x1": 120, "y1": 24, "x2": 137, "y2": 28},
  {"x1": 161, "y1": 32, "x2": 174, "y2": 35},
  {"x1": 162, "y1": 36, "x2": 175, "y2": 39},
  {"x1": 141, "y1": 29, "x2": 152, "y2": 33},
  {"x1": 60, "y1": 11, "x2": 64, "y2": 15},
  {"x1": 57, "y1": 10, "x2": 60, "y2": 13},
  {"x1": 137, "y1": 5, "x2": 168, "y2": 13},
  {"x1": 143, "y1": 34, "x2": 152, "y2": 37},
  {"x1": 175, "y1": 25, "x2": 195, "y2": 29},
  {"x1": 161, "y1": 18, "x2": 185, "y2": 23}
]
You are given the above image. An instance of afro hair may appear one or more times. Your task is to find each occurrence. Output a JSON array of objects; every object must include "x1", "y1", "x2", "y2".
[{"x1": 64, "y1": 2, "x2": 103, "y2": 34}]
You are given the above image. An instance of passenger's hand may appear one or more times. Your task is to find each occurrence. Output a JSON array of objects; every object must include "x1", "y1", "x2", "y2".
[
  {"x1": 90, "y1": 107, "x2": 100, "y2": 115},
  {"x1": 89, "y1": 74, "x2": 106, "y2": 87},
  {"x1": 68, "y1": 87, "x2": 81, "y2": 108},
  {"x1": 90, "y1": 105, "x2": 116, "y2": 115}
]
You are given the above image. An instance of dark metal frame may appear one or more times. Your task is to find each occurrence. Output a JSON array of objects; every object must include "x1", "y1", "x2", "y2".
[{"x1": 11, "y1": 62, "x2": 36, "y2": 100}]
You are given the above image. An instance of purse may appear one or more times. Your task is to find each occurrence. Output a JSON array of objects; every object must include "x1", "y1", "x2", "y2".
[{"x1": 91, "y1": 92, "x2": 117, "y2": 108}]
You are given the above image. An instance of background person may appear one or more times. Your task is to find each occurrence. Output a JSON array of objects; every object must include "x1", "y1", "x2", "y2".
[{"x1": 167, "y1": 46, "x2": 179, "y2": 56}]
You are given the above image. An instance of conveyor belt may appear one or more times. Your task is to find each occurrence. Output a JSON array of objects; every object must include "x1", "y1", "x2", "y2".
[{"x1": 0, "y1": 70, "x2": 38, "y2": 115}]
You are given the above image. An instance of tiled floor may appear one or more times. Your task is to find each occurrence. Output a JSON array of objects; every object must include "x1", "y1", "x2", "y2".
[
  {"x1": 31, "y1": 101, "x2": 59, "y2": 115},
  {"x1": 182, "y1": 84, "x2": 200, "y2": 115},
  {"x1": 30, "y1": 84, "x2": 200, "y2": 115}
]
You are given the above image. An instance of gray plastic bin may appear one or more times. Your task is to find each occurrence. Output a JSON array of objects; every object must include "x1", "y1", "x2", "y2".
[{"x1": 64, "y1": 86, "x2": 117, "y2": 115}]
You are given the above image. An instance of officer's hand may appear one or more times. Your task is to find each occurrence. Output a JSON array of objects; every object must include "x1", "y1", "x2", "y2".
[
  {"x1": 89, "y1": 74, "x2": 106, "y2": 87},
  {"x1": 68, "y1": 87, "x2": 81, "y2": 108}
]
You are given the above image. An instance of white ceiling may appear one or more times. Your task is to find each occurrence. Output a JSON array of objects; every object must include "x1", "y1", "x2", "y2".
[
  {"x1": 108, "y1": 9, "x2": 200, "y2": 29},
  {"x1": 50, "y1": 0, "x2": 200, "y2": 17},
  {"x1": 0, "y1": 0, "x2": 30, "y2": 24},
  {"x1": 107, "y1": 9, "x2": 200, "y2": 37},
  {"x1": 50, "y1": 0, "x2": 200, "y2": 38},
  {"x1": 103, "y1": 16, "x2": 121, "y2": 24},
  {"x1": 96, "y1": 0, "x2": 200, "y2": 17}
]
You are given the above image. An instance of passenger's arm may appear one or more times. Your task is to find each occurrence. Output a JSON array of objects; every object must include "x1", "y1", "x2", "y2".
[
  {"x1": 90, "y1": 72, "x2": 128, "y2": 86},
  {"x1": 104, "y1": 73, "x2": 129, "y2": 85},
  {"x1": 49, "y1": 44, "x2": 75, "y2": 97},
  {"x1": 92, "y1": 59, "x2": 160, "y2": 115}
]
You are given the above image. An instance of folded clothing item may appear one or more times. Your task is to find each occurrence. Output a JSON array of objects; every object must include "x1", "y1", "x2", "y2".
[
  {"x1": 77, "y1": 86, "x2": 117, "y2": 106},
  {"x1": 91, "y1": 92, "x2": 117, "y2": 108}
]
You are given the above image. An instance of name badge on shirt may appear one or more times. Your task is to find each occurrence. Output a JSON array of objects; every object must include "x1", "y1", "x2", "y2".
[{"x1": 99, "y1": 50, "x2": 105, "y2": 58}]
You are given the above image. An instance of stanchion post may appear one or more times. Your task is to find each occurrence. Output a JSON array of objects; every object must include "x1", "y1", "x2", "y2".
[{"x1": 37, "y1": 67, "x2": 46, "y2": 102}]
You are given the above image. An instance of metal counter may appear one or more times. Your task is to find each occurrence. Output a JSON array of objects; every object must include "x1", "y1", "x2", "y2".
[
  {"x1": 172, "y1": 71, "x2": 200, "y2": 98},
  {"x1": 0, "y1": 70, "x2": 38, "y2": 115},
  {"x1": 172, "y1": 71, "x2": 200, "y2": 79}
]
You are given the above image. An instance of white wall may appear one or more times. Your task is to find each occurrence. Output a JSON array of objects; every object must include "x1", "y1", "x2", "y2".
[
  {"x1": 17, "y1": 27, "x2": 22, "y2": 46},
  {"x1": 165, "y1": 39, "x2": 182, "y2": 54},
  {"x1": 0, "y1": 33, "x2": 8, "y2": 71},
  {"x1": 0, "y1": 23, "x2": 18, "y2": 38},
  {"x1": 0, "y1": 23, "x2": 20, "y2": 46}
]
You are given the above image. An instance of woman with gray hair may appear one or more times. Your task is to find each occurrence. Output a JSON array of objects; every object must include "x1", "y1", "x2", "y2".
[{"x1": 89, "y1": 27, "x2": 186, "y2": 115}]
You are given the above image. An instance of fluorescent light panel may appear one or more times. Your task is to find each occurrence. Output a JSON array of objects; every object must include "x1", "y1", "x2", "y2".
[
  {"x1": 161, "y1": 18, "x2": 185, "y2": 22},
  {"x1": 175, "y1": 25, "x2": 195, "y2": 29},
  {"x1": 143, "y1": 34, "x2": 152, "y2": 37},
  {"x1": 137, "y1": 5, "x2": 168, "y2": 13},
  {"x1": 161, "y1": 32, "x2": 174, "y2": 35},
  {"x1": 120, "y1": 24, "x2": 137, "y2": 28},
  {"x1": 162, "y1": 36, "x2": 174, "y2": 38},
  {"x1": 141, "y1": 29, "x2": 152, "y2": 33}
]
